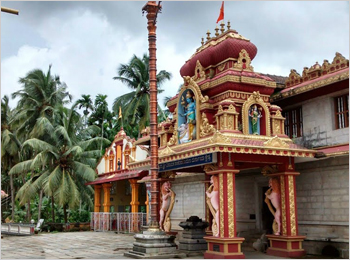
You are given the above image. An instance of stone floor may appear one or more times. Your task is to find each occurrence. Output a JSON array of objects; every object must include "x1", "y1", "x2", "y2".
[{"x1": 0, "y1": 231, "x2": 291, "y2": 259}]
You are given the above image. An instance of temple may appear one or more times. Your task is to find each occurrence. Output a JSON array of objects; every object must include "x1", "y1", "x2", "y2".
[{"x1": 87, "y1": 21, "x2": 349, "y2": 258}]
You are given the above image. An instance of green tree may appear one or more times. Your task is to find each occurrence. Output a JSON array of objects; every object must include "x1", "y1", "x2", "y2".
[
  {"x1": 76, "y1": 94, "x2": 94, "y2": 126},
  {"x1": 9, "y1": 102, "x2": 110, "y2": 223},
  {"x1": 112, "y1": 54, "x2": 172, "y2": 137}
]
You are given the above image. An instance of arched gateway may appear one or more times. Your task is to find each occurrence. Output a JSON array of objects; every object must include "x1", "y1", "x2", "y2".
[{"x1": 127, "y1": 22, "x2": 318, "y2": 258}]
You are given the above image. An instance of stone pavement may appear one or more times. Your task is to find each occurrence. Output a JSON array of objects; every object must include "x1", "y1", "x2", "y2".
[{"x1": 1, "y1": 231, "x2": 288, "y2": 259}]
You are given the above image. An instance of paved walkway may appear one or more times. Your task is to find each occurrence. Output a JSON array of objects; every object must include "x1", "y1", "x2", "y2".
[{"x1": 1, "y1": 231, "x2": 286, "y2": 259}]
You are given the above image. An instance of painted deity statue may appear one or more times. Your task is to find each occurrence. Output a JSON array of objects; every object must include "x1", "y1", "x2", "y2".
[
  {"x1": 179, "y1": 90, "x2": 196, "y2": 143},
  {"x1": 249, "y1": 104, "x2": 262, "y2": 135},
  {"x1": 264, "y1": 177, "x2": 281, "y2": 235},
  {"x1": 206, "y1": 175, "x2": 220, "y2": 237},
  {"x1": 159, "y1": 181, "x2": 176, "y2": 232}
]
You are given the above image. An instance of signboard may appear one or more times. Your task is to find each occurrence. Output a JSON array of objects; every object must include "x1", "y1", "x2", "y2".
[{"x1": 159, "y1": 153, "x2": 217, "y2": 172}]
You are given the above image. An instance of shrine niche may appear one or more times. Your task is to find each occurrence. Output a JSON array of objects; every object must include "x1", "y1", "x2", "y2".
[
  {"x1": 241, "y1": 91, "x2": 270, "y2": 136},
  {"x1": 178, "y1": 89, "x2": 197, "y2": 143}
]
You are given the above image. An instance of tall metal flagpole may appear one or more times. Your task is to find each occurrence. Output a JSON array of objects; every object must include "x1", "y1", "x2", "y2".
[
  {"x1": 142, "y1": 1, "x2": 162, "y2": 228},
  {"x1": 1, "y1": 7, "x2": 19, "y2": 15}
]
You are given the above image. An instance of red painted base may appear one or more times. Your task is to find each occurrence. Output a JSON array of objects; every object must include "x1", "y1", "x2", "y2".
[
  {"x1": 204, "y1": 236, "x2": 245, "y2": 259},
  {"x1": 266, "y1": 235, "x2": 306, "y2": 258}
]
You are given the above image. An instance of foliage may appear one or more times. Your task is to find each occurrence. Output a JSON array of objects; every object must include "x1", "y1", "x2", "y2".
[{"x1": 113, "y1": 54, "x2": 172, "y2": 137}]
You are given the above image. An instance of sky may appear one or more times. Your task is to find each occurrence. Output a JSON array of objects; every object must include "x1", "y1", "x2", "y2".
[{"x1": 1, "y1": 1, "x2": 349, "y2": 112}]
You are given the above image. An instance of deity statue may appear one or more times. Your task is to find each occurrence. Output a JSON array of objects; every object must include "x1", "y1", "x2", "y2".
[
  {"x1": 264, "y1": 177, "x2": 281, "y2": 235},
  {"x1": 179, "y1": 90, "x2": 196, "y2": 142},
  {"x1": 159, "y1": 181, "x2": 176, "y2": 232},
  {"x1": 206, "y1": 175, "x2": 220, "y2": 237},
  {"x1": 117, "y1": 158, "x2": 121, "y2": 170},
  {"x1": 249, "y1": 104, "x2": 262, "y2": 135}
]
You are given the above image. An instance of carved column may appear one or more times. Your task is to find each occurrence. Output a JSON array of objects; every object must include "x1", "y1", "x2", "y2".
[
  {"x1": 94, "y1": 185, "x2": 102, "y2": 212},
  {"x1": 266, "y1": 162, "x2": 306, "y2": 258},
  {"x1": 129, "y1": 179, "x2": 140, "y2": 213},
  {"x1": 102, "y1": 183, "x2": 112, "y2": 212},
  {"x1": 204, "y1": 162, "x2": 245, "y2": 259}
]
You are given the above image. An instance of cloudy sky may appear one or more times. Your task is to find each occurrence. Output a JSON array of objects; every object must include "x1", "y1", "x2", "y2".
[{"x1": 1, "y1": 1, "x2": 349, "y2": 112}]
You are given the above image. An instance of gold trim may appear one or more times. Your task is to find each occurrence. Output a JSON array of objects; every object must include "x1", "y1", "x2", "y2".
[
  {"x1": 227, "y1": 173, "x2": 235, "y2": 237},
  {"x1": 264, "y1": 136, "x2": 290, "y2": 148},
  {"x1": 233, "y1": 49, "x2": 254, "y2": 71},
  {"x1": 288, "y1": 175, "x2": 297, "y2": 236},
  {"x1": 204, "y1": 164, "x2": 219, "y2": 173},
  {"x1": 200, "y1": 112, "x2": 216, "y2": 137},
  {"x1": 159, "y1": 145, "x2": 176, "y2": 156},
  {"x1": 209, "y1": 131, "x2": 232, "y2": 144},
  {"x1": 219, "y1": 173, "x2": 224, "y2": 237},
  {"x1": 280, "y1": 176, "x2": 287, "y2": 235},
  {"x1": 182, "y1": 76, "x2": 209, "y2": 104}
]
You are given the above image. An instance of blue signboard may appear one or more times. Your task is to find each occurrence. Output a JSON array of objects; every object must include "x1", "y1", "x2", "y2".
[{"x1": 159, "y1": 153, "x2": 217, "y2": 172}]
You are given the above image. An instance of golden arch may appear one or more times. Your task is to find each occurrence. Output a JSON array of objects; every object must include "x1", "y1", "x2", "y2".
[{"x1": 241, "y1": 91, "x2": 271, "y2": 136}]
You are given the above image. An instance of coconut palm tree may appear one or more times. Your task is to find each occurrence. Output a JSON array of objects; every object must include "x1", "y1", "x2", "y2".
[
  {"x1": 1, "y1": 95, "x2": 22, "y2": 221},
  {"x1": 9, "y1": 102, "x2": 110, "y2": 223},
  {"x1": 11, "y1": 64, "x2": 72, "y2": 140},
  {"x1": 112, "y1": 54, "x2": 172, "y2": 135}
]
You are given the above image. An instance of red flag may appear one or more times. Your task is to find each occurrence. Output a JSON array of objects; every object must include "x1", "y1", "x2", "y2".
[{"x1": 216, "y1": 1, "x2": 224, "y2": 23}]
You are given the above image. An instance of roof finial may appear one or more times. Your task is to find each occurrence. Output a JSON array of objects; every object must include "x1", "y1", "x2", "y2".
[
  {"x1": 215, "y1": 26, "x2": 219, "y2": 37},
  {"x1": 206, "y1": 30, "x2": 211, "y2": 41},
  {"x1": 227, "y1": 20, "x2": 231, "y2": 30},
  {"x1": 201, "y1": 37, "x2": 204, "y2": 46},
  {"x1": 220, "y1": 21, "x2": 225, "y2": 33}
]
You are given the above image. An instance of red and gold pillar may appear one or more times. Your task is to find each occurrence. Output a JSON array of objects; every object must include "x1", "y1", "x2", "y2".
[
  {"x1": 94, "y1": 185, "x2": 102, "y2": 212},
  {"x1": 266, "y1": 162, "x2": 306, "y2": 258},
  {"x1": 102, "y1": 183, "x2": 112, "y2": 212},
  {"x1": 204, "y1": 164, "x2": 245, "y2": 259}
]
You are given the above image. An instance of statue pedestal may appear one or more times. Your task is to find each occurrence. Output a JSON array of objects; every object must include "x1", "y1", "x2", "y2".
[
  {"x1": 178, "y1": 216, "x2": 209, "y2": 254},
  {"x1": 124, "y1": 224, "x2": 185, "y2": 259},
  {"x1": 266, "y1": 234, "x2": 306, "y2": 258},
  {"x1": 204, "y1": 236, "x2": 245, "y2": 259}
]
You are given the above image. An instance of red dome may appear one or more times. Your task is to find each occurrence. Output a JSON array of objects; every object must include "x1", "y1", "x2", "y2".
[{"x1": 180, "y1": 34, "x2": 257, "y2": 77}]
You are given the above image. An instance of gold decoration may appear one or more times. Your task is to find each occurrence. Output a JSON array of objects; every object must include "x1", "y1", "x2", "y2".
[
  {"x1": 227, "y1": 173, "x2": 235, "y2": 237},
  {"x1": 261, "y1": 165, "x2": 279, "y2": 175},
  {"x1": 182, "y1": 76, "x2": 209, "y2": 104},
  {"x1": 273, "y1": 120, "x2": 281, "y2": 134},
  {"x1": 217, "y1": 63, "x2": 226, "y2": 72},
  {"x1": 280, "y1": 176, "x2": 287, "y2": 235},
  {"x1": 200, "y1": 113, "x2": 216, "y2": 137},
  {"x1": 288, "y1": 175, "x2": 297, "y2": 236},
  {"x1": 233, "y1": 49, "x2": 254, "y2": 71},
  {"x1": 228, "y1": 104, "x2": 236, "y2": 113},
  {"x1": 193, "y1": 60, "x2": 206, "y2": 82},
  {"x1": 167, "y1": 129, "x2": 178, "y2": 146},
  {"x1": 242, "y1": 91, "x2": 271, "y2": 136},
  {"x1": 264, "y1": 136, "x2": 290, "y2": 148},
  {"x1": 161, "y1": 171, "x2": 176, "y2": 179},
  {"x1": 285, "y1": 69, "x2": 302, "y2": 87},
  {"x1": 159, "y1": 145, "x2": 175, "y2": 156},
  {"x1": 209, "y1": 131, "x2": 232, "y2": 144},
  {"x1": 204, "y1": 164, "x2": 218, "y2": 173},
  {"x1": 219, "y1": 173, "x2": 224, "y2": 237}
]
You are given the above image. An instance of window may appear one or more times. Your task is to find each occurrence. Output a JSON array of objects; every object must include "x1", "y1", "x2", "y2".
[
  {"x1": 283, "y1": 107, "x2": 303, "y2": 138},
  {"x1": 334, "y1": 94, "x2": 349, "y2": 129}
]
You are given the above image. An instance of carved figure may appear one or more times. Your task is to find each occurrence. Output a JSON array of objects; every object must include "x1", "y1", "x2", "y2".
[
  {"x1": 180, "y1": 91, "x2": 196, "y2": 142},
  {"x1": 178, "y1": 123, "x2": 189, "y2": 144},
  {"x1": 159, "y1": 181, "x2": 176, "y2": 232},
  {"x1": 264, "y1": 177, "x2": 281, "y2": 235},
  {"x1": 249, "y1": 104, "x2": 262, "y2": 135},
  {"x1": 117, "y1": 158, "x2": 121, "y2": 170},
  {"x1": 206, "y1": 175, "x2": 220, "y2": 237}
]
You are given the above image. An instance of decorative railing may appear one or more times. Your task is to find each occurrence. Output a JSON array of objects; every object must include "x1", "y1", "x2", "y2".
[
  {"x1": 90, "y1": 212, "x2": 147, "y2": 233},
  {"x1": 1, "y1": 223, "x2": 35, "y2": 235}
]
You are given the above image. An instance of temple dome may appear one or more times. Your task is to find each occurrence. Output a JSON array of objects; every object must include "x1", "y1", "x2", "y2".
[{"x1": 180, "y1": 29, "x2": 258, "y2": 77}]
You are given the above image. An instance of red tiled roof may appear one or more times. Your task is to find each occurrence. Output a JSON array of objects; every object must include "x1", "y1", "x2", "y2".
[
  {"x1": 85, "y1": 170, "x2": 148, "y2": 185},
  {"x1": 316, "y1": 144, "x2": 349, "y2": 156}
]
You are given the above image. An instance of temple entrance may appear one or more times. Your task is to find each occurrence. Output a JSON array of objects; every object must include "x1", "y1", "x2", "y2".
[{"x1": 261, "y1": 186, "x2": 274, "y2": 235}]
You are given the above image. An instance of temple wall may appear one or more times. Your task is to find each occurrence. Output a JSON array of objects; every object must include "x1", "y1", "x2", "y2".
[
  {"x1": 293, "y1": 89, "x2": 349, "y2": 148},
  {"x1": 170, "y1": 173, "x2": 206, "y2": 231},
  {"x1": 295, "y1": 156, "x2": 349, "y2": 258}
]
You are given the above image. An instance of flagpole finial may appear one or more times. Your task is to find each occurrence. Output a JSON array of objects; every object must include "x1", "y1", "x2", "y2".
[
  {"x1": 215, "y1": 26, "x2": 219, "y2": 37},
  {"x1": 206, "y1": 30, "x2": 211, "y2": 41},
  {"x1": 227, "y1": 20, "x2": 231, "y2": 30},
  {"x1": 220, "y1": 21, "x2": 225, "y2": 34}
]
